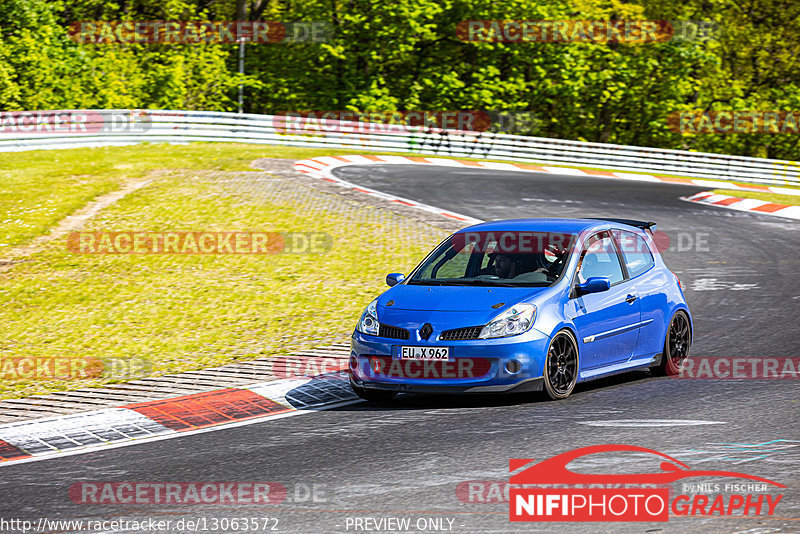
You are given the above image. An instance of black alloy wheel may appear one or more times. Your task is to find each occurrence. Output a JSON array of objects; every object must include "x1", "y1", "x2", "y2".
[{"x1": 543, "y1": 330, "x2": 579, "y2": 400}]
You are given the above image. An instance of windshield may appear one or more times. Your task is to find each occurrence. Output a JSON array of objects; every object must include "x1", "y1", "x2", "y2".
[{"x1": 408, "y1": 230, "x2": 577, "y2": 287}]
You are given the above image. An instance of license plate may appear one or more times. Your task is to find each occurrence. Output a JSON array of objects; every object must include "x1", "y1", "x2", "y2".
[{"x1": 398, "y1": 346, "x2": 450, "y2": 361}]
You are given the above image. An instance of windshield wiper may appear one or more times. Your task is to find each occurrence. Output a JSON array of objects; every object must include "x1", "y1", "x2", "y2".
[
  {"x1": 406, "y1": 279, "x2": 446, "y2": 286},
  {"x1": 422, "y1": 279, "x2": 519, "y2": 287},
  {"x1": 408, "y1": 278, "x2": 541, "y2": 287},
  {"x1": 473, "y1": 280, "x2": 518, "y2": 287}
]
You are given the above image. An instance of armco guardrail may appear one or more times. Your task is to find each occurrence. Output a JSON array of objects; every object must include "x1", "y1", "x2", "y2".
[{"x1": 1, "y1": 109, "x2": 797, "y2": 187}]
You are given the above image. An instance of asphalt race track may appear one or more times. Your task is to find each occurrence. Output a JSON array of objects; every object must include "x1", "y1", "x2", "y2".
[{"x1": 1, "y1": 165, "x2": 798, "y2": 533}]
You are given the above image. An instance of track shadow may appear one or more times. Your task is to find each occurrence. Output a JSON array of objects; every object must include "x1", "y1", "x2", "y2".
[{"x1": 327, "y1": 369, "x2": 656, "y2": 411}]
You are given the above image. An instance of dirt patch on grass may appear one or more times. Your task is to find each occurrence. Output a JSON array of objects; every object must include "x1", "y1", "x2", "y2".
[{"x1": 0, "y1": 173, "x2": 161, "y2": 270}]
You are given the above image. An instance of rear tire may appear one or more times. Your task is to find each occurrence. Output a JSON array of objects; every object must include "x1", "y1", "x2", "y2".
[
  {"x1": 542, "y1": 330, "x2": 579, "y2": 400},
  {"x1": 652, "y1": 310, "x2": 692, "y2": 376},
  {"x1": 351, "y1": 384, "x2": 397, "y2": 402}
]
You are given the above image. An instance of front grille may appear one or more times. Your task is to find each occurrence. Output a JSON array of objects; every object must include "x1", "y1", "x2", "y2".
[
  {"x1": 439, "y1": 326, "x2": 483, "y2": 341},
  {"x1": 379, "y1": 324, "x2": 410, "y2": 340}
]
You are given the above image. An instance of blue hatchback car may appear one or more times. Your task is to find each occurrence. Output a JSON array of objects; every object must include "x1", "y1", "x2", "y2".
[{"x1": 349, "y1": 218, "x2": 692, "y2": 401}]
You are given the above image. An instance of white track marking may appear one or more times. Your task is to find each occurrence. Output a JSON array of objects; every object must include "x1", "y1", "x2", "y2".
[{"x1": 578, "y1": 419, "x2": 726, "y2": 427}]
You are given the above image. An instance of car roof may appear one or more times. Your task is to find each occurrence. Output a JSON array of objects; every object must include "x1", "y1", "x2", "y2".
[{"x1": 455, "y1": 218, "x2": 629, "y2": 234}]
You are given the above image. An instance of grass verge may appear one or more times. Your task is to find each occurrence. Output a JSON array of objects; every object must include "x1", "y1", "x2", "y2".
[
  {"x1": 0, "y1": 143, "x2": 371, "y2": 255},
  {"x1": 0, "y1": 158, "x2": 446, "y2": 399}
]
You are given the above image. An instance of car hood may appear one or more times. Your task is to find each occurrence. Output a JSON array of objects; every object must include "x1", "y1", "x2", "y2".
[{"x1": 376, "y1": 284, "x2": 547, "y2": 328}]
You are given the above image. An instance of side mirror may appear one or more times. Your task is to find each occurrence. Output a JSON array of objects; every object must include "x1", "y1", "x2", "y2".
[
  {"x1": 386, "y1": 273, "x2": 405, "y2": 287},
  {"x1": 576, "y1": 277, "x2": 611, "y2": 296}
]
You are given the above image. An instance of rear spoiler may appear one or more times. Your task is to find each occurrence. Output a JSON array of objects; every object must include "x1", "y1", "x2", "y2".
[{"x1": 586, "y1": 218, "x2": 658, "y2": 234}]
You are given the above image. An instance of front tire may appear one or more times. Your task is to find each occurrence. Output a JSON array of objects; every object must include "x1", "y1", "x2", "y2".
[
  {"x1": 542, "y1": 330, "x2": 579, "y2": 400},
  {"x1": 652, "y1": 310, "x2": 692, "y2": 376},
  {"x1": 351, "y1": 384, "x2": 397, "y2": 402}
]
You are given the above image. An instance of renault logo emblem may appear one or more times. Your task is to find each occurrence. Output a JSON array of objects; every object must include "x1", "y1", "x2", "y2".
[{"x1": 419, "y1": 323, "x2": 433, "y2": 340}]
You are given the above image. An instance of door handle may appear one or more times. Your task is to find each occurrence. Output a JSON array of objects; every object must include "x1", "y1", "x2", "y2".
[{"x1": 625, "y1": 294, "x2": 638, "y2": 303}]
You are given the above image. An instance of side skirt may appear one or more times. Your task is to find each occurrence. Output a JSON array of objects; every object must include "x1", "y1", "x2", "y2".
[{"x1": 577, "y1": 355, "x2": 659, "y2": 382}]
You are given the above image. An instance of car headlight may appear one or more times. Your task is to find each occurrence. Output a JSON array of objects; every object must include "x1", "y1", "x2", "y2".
[
  {"x1": 356, "y1": 298, "x2": 380, "y2": 336},
  {"x1": 479, "y1": 303, "x2": 536, "y2": 339}
]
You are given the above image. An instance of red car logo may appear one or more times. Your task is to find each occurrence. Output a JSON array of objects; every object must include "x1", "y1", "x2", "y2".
[{"x1": 510, "y1": 444, "x2": 786, "y2": 487}]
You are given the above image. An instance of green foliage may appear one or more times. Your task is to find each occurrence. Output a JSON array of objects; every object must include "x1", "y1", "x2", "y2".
[
  {"x1": 0, "y1": 0, "x2": 798, "y2": 158},
  {"x1": 0, "y1": 0, "x2": 247, "y2": 111}
]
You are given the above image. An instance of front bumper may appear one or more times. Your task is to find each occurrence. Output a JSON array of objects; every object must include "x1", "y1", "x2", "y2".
[
  {"x1": 350, "y1": 327, "x2": 551, "y2": 394},
  {"x1": 349, "y1": 376, "x2": 543, "y2": 394}
]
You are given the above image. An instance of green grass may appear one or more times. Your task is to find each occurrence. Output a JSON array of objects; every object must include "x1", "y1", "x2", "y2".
[
  {"x1": 0, "y1": 143, "x2": 368, "y2": 255},
  {"x1": 0, "y1": 167, "x2": 445, "y2": 399},
  {"x1": 712, "y1": 189, "x2": 800, "y2": 206}
]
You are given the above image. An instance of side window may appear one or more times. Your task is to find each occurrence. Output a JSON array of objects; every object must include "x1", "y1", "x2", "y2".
[
  {"x1": 577, "y1": 233, "x2": 624, "y2": 285},
  {"x1": 614, "y1": 230, "x2": 655, "y2": 278}
]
